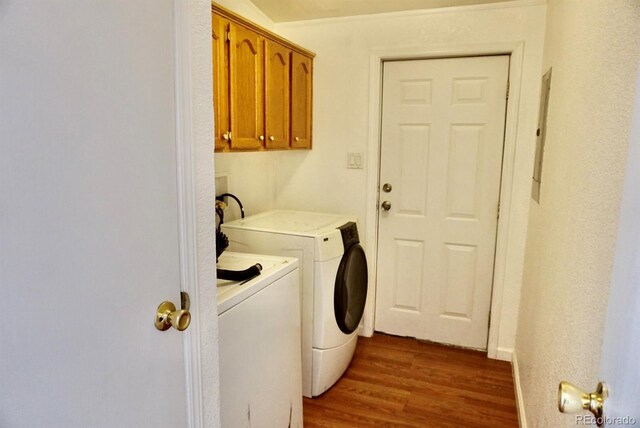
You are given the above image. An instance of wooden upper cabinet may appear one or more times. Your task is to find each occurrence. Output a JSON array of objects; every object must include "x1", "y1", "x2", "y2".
[
  {"x1": 212, "y1": 14, "x2": 230, "y2": 151},
  {"x1": 265, "y1": 41, "x2": 291, "y2": 150},
  {"x1": 291, "y1": 52, "x2": 313, "y2": 149},
  {"x1": 212, "y1": 3, "x2": 314, "y2": 152},
  {"x1": 229, "y1": 23, "x2": 263, "y2": 150}
]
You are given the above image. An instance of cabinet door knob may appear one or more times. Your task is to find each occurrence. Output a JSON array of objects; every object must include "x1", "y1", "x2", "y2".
[
  {"x1": 222, "y1": 132, "x2": 230, "y2": 141},
  {"x1": 259, "y1": 135, "x2": 264, "y2": 141},
  {"x1": 269, "y1": 136, "x2": 275, "y2": 141},
  {"x1": 294, "y1": 136, "x2": 300, "y2": 142}
]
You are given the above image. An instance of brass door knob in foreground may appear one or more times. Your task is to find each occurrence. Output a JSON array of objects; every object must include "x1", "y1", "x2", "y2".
[
  {"x1": 558, "y1": 381, "x2": 608, "y2": 427},
  {"x1": 155, "y1": 301, "x2": 191, "y2": 331},
  {"x1": 381, "y1": 201, "x2": 391, "y2": 211}
]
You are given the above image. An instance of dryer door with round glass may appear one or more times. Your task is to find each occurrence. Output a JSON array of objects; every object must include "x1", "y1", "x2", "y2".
[{"x1": 334, "y1": 243, "x2": 368, "y2": 334}]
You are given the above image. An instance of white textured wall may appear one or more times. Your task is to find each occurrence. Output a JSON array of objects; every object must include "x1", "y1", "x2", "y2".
[
  {"x1": 515, "y1": 1, "x2": 640, "y2": 426},
  {"x1": 189, "y1": 1, "x2": 221, "y2": 426},
  {"x1": 216, "y1": 1, "x2": 546, "y2": 355}
]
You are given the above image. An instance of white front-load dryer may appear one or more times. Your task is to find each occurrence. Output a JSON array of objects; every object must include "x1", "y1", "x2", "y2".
[
  {"x1": 312, "y1": 221, "x2": 368, "y2": 396},
  {"x1": 222, "y1": 210, "x2": 369, "y2": 397}
]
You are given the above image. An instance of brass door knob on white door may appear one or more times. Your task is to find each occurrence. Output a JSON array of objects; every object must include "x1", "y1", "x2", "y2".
[
  {"x1": 381, "y1": 201, "x2": 391, "y2": 211},
  {"x1": 155, "y1": 301, "x2": 191, "y2": 331},
  {"x1": 558, "y1": 381, "x2": 608, "y2": 427},
  {"x1": 382, "y1": 183, "x2": 392, "y2": 193}
]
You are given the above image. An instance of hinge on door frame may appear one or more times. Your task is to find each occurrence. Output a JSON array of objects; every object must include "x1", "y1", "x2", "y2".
[
  {"x1": 497, "y1": 201, "x2": 501, "y2": 219},
  {"x1": 506, "y1": 81, "x2": 510, "y2": 100}
]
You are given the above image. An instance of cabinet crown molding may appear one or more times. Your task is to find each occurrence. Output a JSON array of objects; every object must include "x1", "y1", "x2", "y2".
[{"x1": 211, "y1": 2, "x2": 316, "y2": 59}]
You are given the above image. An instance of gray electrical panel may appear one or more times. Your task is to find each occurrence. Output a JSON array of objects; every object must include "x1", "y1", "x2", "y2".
[{"x1": 532, "y1": 68, "x2": 552, "y2": 203}]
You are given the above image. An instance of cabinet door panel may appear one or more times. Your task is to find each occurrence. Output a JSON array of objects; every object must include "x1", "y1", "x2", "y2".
[
  {"x1": 265, "y1": 41, "x2": 290, "y2": 149},
  {"x1": 212, "y1": 14, "x2": 230, "y2": 151},
  {"x1": 229, "y1": 24, "x2": 263, "y2": 150},
  {"x1": 291, "y1": 52, "x2": 312, "y2": 149}
]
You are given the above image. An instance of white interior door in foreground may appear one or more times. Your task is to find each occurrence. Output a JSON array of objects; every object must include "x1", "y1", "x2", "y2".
[
  {"x1": 0, "y1": 1, "x2": 192, "y2": 426},
  {"x1": 596, "y1": 68, "x2": 640, "y2": 427},
  {"x1": 375, "y1": 56, "x2": 509, "y2": 350}
]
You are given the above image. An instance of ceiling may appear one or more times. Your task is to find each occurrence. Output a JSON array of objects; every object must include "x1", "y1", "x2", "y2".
[{"x1": 250, "y1": 0, "x2": 513, "y2": 23}]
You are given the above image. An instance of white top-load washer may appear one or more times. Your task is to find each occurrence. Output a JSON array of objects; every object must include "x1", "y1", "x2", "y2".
[
  {"x1": 217, "y1": 252, "x2": 302, "y2": 427},
  {"x1": 222, "y1": 210, "x2": 369, "y2": 397}
]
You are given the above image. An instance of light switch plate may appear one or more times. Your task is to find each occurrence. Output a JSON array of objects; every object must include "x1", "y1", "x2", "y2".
[{"x1": 347, "y1": 152, "x2": 364, "y2": 169}]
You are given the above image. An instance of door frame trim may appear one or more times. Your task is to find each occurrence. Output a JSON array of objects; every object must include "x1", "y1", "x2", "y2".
[
  {"x1": 363, "y1": 42, "x2": 525, "y2": 360},
  {"x1": 174, "y1": 1, "x2": 205, "y2": 426}
]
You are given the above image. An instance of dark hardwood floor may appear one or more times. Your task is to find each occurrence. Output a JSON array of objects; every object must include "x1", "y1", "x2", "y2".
[{"x1": 303, "y1": 333, "x2": 519, "y2": 427}]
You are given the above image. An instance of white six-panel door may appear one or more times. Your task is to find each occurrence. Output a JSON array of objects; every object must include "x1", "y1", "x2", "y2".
[{"x1": 375, "y1": 56, "x2": 509, "y2": 350}]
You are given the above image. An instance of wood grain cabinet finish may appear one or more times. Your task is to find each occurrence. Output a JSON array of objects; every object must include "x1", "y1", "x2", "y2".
[
  {"x1": 229, "y1": 23, "x2": 264, "y2": 150},
  {"x1": 265, "y1": 40, "x2": 291, "y2": 150},
  {"x1": 212, "y1": 13, "x2": 230, "y2": 151},
  {"x1": 212, "y1": 3, "x2": 314, "y2": 152},
  {"x1": 290, "y1": 52, "x2": 312, "y2": 149}
]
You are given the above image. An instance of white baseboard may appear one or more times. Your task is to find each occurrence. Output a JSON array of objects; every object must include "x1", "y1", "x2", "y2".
[
  {"x1": 495, "y1": 346, "x2": 513, "y2": 361},
  {"x1": 512, "y1": 351, "x2": 527, "y2": 428}
]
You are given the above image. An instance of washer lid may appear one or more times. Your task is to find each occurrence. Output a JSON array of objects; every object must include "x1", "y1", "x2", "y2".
[
  {"x1": 222, "y1": 210, "x2": 357, "y2": 237},
  {"x1": 217, "y1": 252, "x2": 299, "y2": 315}
]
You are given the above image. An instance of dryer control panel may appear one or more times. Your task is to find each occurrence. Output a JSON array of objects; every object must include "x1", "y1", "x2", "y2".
[{"x1": 338, "y1": 222, "x2": 360, "y2": 250}]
